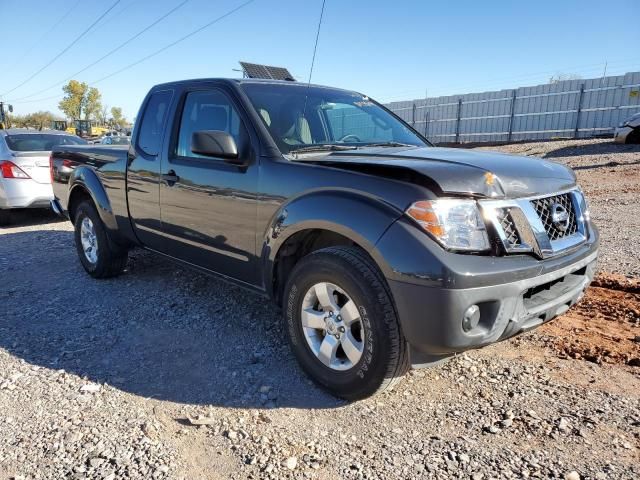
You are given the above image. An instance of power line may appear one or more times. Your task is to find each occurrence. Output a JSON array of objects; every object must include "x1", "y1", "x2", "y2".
[
  {"x1": 13, "y1": 0, "x2": 190, "y2": 101},
  {"x1": 8, "y1": 93, "x2": 68, "y2": 105},
  {"x1": 94, "y1": 0, "x2": 142, "y2": 31},
  {"x1": 1, "y1": 1, "x2": 121, "y2": 97},
  {"x1": 8, "y1": 0, "x2": 258, "y2": 106},
  {"x1": 8, "y1": 0, "x2": 83, "y2": 70},
  {"x1": 88, "y1": 0, "x2": 258, "y2": 86}
]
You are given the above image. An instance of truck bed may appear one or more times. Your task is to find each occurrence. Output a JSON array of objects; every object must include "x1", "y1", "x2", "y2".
[{"x1": 50, "y1": 144, "x2": 130, "y2": 220}]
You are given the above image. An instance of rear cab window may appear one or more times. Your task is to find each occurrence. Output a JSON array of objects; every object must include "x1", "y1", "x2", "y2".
[{"x1": 137, "y1": 90, "x2": 173, "y2": 156}]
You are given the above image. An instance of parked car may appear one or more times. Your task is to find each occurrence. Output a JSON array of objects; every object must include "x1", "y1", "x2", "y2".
[
  {"x1": 0, "y1": 129, "x2": 86, "y2": 225},
  {"x1": 614, "y1": 112, "x2": 640, "y2": 144},
  {"x1": 100, "y1": 136, "x2": 130, "y2": 145},
  {"x1": 50, "y1": 79, "x2": 599, "y2": 399}
]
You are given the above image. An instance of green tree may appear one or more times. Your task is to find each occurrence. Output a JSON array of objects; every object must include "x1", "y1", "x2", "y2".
[
  {"x1": 110, "y1": 107, "x2": 126, "y2": 128},
  {"x1": 85, "y1": 87, "x2": 102, "y2": 121},
  {"x1": 99, "y1": 104, "x2": 110, "y2": 125},
  {"x1": 59, "y1": 80, "x2": 89, "y2": 120}
]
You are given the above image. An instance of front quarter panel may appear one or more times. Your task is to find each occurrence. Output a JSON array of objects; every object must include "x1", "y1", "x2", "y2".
[{"x1": 261, "y1": 188, "x2": 403, "y2": 296}]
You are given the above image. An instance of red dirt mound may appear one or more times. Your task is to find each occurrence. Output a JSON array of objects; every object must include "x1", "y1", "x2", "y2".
[{"x1": 538, "y1": 273, "x2": 640, "y2": 367}]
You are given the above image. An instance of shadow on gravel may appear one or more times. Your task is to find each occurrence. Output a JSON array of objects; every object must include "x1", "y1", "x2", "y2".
[
  {"x1": 543, "y1": 141, "x2": 640, "y2": 159},
  {"x1": 569, "y1": 159, "x2": 640, "y2": 171},
  {"x1": 0, "y1": 208, "x2": 64, "y2": 229},
  {"x1": 0, "y1": 229, "x2": 343, "y2": 410}
]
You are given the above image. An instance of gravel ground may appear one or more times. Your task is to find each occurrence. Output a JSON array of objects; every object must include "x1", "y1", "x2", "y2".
[{"x1": 1, "y1": 139, "x2": 639, "y2": 479}]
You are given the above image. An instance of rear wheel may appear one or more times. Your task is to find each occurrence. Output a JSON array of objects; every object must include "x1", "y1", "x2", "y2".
[
  {"x1": 73, "y1": 201, "x2": 128, "y2": 278},
  {"x1": 283, "y1": 246, "x2": 409, "y2": 400}
]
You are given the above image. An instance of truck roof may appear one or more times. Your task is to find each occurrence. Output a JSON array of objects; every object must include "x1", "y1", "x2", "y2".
[{"x1": 151, "y1": 77, "x2": 354, "y2": 93}]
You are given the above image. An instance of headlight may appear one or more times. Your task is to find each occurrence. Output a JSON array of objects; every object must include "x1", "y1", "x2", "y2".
[{"x1": 406, "y1": 199, "x2": 490, "y2": 251}]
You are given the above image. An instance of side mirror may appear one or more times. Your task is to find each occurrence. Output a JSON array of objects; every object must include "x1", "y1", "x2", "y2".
[{"x1": 191, "y1": 130, "x2": 239, "y2": 161}]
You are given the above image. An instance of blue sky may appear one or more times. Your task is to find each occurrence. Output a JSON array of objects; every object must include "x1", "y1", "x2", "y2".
[{"x1": 1, "y1": 0, "x2": 638, "y2": 120}]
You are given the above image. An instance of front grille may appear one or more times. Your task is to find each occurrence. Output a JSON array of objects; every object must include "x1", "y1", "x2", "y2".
[
  {"x1": 496, "y1": 208, "x2": 521, "y2": 247},
  {"x1": 531, "y1": 193, "x2": 578, "y2": 241}
]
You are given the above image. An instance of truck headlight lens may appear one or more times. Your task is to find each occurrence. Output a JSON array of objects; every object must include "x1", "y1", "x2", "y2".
[{"x1": 406, "y1": 199, "x2": 490, "y2": 251}]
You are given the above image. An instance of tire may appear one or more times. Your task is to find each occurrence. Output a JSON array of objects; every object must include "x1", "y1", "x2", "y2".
[
  {"x1": 73, "y1": 200, "x2": 128, "y2": 278},
  {"x1": 283, "y1": 246, "x2": 409, "y2": 400},
  {"x1": 0, "y1": 209, "x2": 11, "y2": 226},
  {"x1": 626, "y1": 128, "x2": 640, "y2": 145}
]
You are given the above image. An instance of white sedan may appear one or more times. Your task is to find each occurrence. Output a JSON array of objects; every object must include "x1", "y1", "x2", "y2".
[{"x1": 0, "y1": 129, "x2": 86, "y2": 225}]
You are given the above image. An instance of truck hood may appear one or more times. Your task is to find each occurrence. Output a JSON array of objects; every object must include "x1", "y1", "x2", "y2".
[{"x1": 302, "y1": 146, "x2": 576, "y2": 198}]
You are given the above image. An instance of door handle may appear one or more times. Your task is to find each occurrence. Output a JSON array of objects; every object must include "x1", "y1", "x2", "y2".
[{"x1": 162, "y1": 170, "x2": 179, "y2": 185}]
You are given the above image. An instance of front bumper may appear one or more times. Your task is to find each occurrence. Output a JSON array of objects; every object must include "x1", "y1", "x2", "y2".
[
  {"x1": 0, "y1": 179, "x2": 54, "y2": 209},
  {"x1": 376, "y1": 217, "x2": 599, "y2": 365}
]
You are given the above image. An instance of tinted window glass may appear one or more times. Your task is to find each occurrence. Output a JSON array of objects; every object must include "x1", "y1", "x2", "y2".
[
  {"x1": 137, "y1": 90, "x2": 172, "y2": 156},
  {"x1": 176, "y1": 90, "x2": 243, "y2": 159},
  {"x1": 5, "y1": 134, "x2": 87, "y2": 151},
  {"x1": 111, "y1": 137, "x2": 131, "y2": 145},
  {"x1": 102, "y1": 136, "x2": 130, "y2": 145}
]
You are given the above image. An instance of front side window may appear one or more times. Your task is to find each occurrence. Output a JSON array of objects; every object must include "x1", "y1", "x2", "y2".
[
  {"x1": 137, "y1": 90, "x2": 172, "y2": 156},
  {"x1": 176, "y1": 89, "x2": 243, "y2": 159},
  {"x1": 241, "y1": 83, "x2": 428, "y2": 154}
]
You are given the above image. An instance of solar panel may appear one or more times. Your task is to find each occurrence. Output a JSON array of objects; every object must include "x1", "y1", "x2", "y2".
[{"x1": 239, "y1": 62, "x2": 295, "y2": 81}]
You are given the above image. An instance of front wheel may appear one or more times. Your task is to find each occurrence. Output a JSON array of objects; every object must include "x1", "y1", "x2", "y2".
[
  {"x1": 627, "y1": 128, "x2": 640, "y2": 144},
  {"x1": 73, "y1": 201, "x2": 128, "y2": 278},
  {"x1": 283, "y1": 246, "x2": 409, "y2": 400}
]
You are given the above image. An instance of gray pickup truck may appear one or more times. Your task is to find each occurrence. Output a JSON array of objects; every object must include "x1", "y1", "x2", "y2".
[{"x1": 50, "y1": 78, "x2": 599, "y2": 399}]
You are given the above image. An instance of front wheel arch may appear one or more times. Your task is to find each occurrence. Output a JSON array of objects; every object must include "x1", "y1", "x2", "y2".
[
  {"x1": 261, "y1": 190, "x2": 403, "y2": 301},
  {"x1": 269, "y1": 225, "x2": 396, "y2": 307}
]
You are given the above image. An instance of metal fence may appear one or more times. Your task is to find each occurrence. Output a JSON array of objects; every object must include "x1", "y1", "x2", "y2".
[{"x1": 386, "y1": 71, "x2": 640, "y2": 144}]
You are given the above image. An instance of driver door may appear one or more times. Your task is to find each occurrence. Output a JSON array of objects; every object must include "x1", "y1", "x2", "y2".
[{"x1": 158, "y1": 86, "x2": 260, "y2": 285}]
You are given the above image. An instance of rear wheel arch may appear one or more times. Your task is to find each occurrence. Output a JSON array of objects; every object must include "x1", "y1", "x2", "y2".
[
  {"x1": 68, "y1": 181, "x2": 130, "y2": 253},
  {"x1": 67, "y1": 167, "x2": 118, "y2": 232},
  {"x1": 68, "y1": 185, "x2": 93, "y2": 224}
]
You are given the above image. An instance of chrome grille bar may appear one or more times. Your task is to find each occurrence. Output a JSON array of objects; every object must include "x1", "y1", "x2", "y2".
[{"x1": 480, "y1": 188, "x2": 588, "y2": 259}]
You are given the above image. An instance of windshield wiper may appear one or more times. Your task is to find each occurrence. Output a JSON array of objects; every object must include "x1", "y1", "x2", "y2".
[
  {"x1": 358, "y1": 141, "x2": 417, "y2": 148},
  {"x1": 289, "y1": 144, "x2": 359, "y2": 154}
]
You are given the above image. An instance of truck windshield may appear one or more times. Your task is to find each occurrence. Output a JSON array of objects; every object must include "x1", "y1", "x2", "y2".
[{"x1": 241, "y1": 83, "x2": 429, "y2": 154}]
